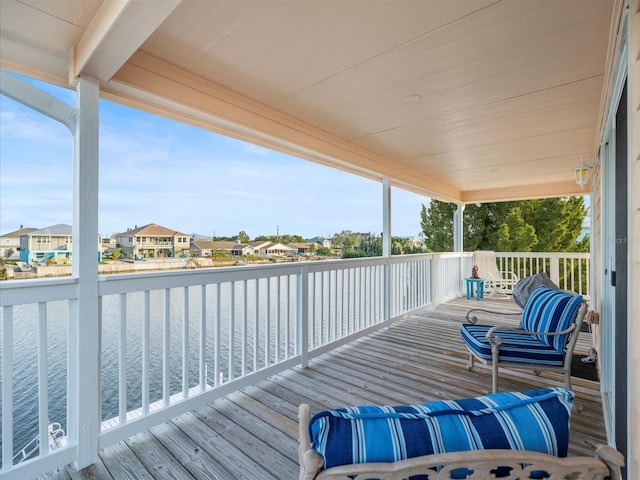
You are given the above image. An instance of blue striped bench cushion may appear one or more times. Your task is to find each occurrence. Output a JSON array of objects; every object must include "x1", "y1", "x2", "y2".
[
  {"x1": 459, "y1": 324, "x2": 565, "y2": 366},
  {"x1": 521, "y1": 286, "x2": 583, "y2": 351},
  {"x1": 308, "y1": 387, "x2": 573, "y2": 470}
]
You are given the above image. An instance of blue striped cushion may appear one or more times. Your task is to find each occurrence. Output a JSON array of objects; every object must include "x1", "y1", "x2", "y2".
[
  {"x1": 459, "y1": 324, "x2": 565, "y2": 366},
  {"x1": 521, "y1": 287, "x2": 583, "y2": 351},
  {"x1": 309, "y1": 388, "x2": 573, "y2": 469}
]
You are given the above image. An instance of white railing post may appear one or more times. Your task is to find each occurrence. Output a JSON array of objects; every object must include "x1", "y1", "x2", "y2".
[
  {"x1": 431, "y1": 256, "x2": 438, "y2": 304},
  {"x1": 384, "y1": 258, "x2": 391, "y2": 324},
  {"x1": 70, "y1": 75, "x2": 100, "y2": 469},
  {"x1": 550, "y1": 255, "x2": 560, "y2": 286},
  {"x1": 298, "y1": 265, "x2": 309, "y2": 368}
]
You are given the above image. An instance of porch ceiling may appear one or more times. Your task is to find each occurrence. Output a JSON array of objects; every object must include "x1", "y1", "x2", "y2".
[{"x1": 0, "y1": 0, "x2": 618, "y2": 203}]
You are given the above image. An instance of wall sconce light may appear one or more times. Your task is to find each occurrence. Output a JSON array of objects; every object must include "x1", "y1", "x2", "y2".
[{"x1": 573, "y1": 156, "x2": 598, "y2": 189}]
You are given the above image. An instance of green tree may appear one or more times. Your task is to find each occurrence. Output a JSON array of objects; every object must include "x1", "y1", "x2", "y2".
[
  {"x1": 360, "y1": 233, "x2": 382, "y2": 257},
  {"x1": 519, "y1": 197, "x2": 588, "y2": 252},
  {"x1": 331, "y1": 230, "x2": 362, "y2": 252},
  {"x1": 420, "y1": 202, "x2": 456, "y2": 252},
  {"x1": 237, "y1": 231, "x2": 250, "y2": 243},
  {"x1": 462, "y1": 202, "x2": 518, "y2": 251},
  {"x1": 254, "y1": 233, "x2": 305, "y2": 244},
  {"x1": 316, "y1": 246, "x2": 333, "y2": 256},
  {"x1": 211, "y1": 249, "x2": 230, "y2": 260},
  {"x1": 496, "y1": 207, "x2": 538, "y2": 252},
  {"x1": 212, "y1": 235, "x2": 236, "y2": 241},
  {"x1": 390, "y1": 236, "x2": 420, "y2": 255},
  {"x1": 343, "y1": 233, "x2": 381, "y2": 258},
  {"x1": 0, "y1": 259, "x2": 7, "y2": 280},
  {"x1": 420, "y1": 197, "x2": 588, "y2": 253}
]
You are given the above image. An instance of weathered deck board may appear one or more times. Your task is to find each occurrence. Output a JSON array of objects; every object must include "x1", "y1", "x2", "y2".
[
  {"x1": 148, "y1": 421, "x2": 234, "y2": 480},
  {"x1": 57, "y1": 296, "x2": 604, "y2": 479}
]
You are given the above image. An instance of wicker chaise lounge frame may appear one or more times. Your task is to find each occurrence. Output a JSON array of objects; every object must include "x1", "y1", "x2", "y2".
[{"x1": 298, "y1": 404, "x2": 624, "y2": 480}]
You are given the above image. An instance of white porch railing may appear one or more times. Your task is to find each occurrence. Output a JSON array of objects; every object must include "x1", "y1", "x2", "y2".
[
  {"x1": 0, "y1": 251, "x2": 586, "y2": 477},
  {"x1": 494, "y1": 252, "x2": 590, "y2": 299}
]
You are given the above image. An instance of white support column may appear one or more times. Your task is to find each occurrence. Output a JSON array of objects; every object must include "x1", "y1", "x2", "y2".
[
  {"x1": 454, "y1": 203, "x2": 466, "y2": 294},
  {"x1": 71, "y1": 75, "x2": 100, "y2": 469},
  {"x1": 382, "y1": 178, "x2": 392, "y2": 257},
  {"x1": 453, "y1": 203, "x2": 465, "y2": 252},
  {"x1": 382, "y1": 178, "x2": 392, "y2": 323}
]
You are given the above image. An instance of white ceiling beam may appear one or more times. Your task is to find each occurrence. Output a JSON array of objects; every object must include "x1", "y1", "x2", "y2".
[
  {"x1": 461, "y1": 180, "x2": 587, "y2": 203},
  {"x1": 69, "y1": 0, "x2": 182, "y2": 85}
]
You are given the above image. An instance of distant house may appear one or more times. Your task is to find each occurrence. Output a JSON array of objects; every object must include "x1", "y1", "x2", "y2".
[
  {"x1": 307, "y1": 236, "x2": 332, "y2": 249},
  {"x1": 411, "y1": 235, "x2": 424, "y2": 248},
  {"x1": 115, "y1": 223, "x2": 190, "y2": 258},
  {"x1": 288, "y1": 242, "x2": 312, "y2": 255},
  {"x1": 230, "y1": 240, "x2": 270, "y2": 257},
  {"x1": 231, "y1": 244, "x2": 254, "y2": 257},
  {"x1": 19, "y1": 223, "x2": 102, "y2": 264},
  {"x1": 232, "y1": 241, "x2": 300, "y2": 258},
  {"x1": 102, "y1": 236, "x2": 116, "y2": 250},
  {"x1": 249, "y1": 241, "x2": 271, "y2": 251},
  {"x1": 256, "y1": 242, "x2": 295, "y2": 257},
  {"x1": 1, "y1": 226, "x2": 37, "y2": 258},
  {"x1": 190, "y1": 240, "x2": 236, "y2": 257}
]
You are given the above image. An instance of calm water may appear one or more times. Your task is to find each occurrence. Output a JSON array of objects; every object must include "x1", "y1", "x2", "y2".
[{"x1": 1, "y1": 281, "x2": 306, "y2": 465}]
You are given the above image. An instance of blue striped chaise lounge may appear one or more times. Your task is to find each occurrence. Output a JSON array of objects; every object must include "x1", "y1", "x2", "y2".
[
  {"x1": 460, "y1": 286, "x2": 588, "y2": 393},
  {"x1": 298, "y1": 388, "x2": 623, "y2": 479}
]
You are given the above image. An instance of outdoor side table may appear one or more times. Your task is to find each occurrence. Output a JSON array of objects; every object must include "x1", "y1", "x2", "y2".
[{"x1": 465, "y1": 278, "x2": 484, "y2": 300}]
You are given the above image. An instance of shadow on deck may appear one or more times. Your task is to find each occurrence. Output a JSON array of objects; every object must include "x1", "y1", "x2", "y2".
[{"x1": 58, "y1": 296, "x2": 604, "y2": 480}]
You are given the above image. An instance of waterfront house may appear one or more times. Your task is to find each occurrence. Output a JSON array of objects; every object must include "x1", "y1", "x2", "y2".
[
  {"x1": 19, "y1": 224, "x2": 102, "y2": 264},
  {"x1": 288, "y1": 242, "x2": 312, "y2": 256},
  {"x1": 230, "y1": 243, "x2": 255, "y2": 257},
  {"x1": 189, "y1": 240, "x2": 236, "y2": 257},
  {"x1": 115, "y1": 223, "x2": 190, "y2": 259},
  {"x1": 258, "y1": 242, "x2": 296, "y2": 257},
  {"x1": 0, "y1": 1, "x2": 637, "y2": 479},
  {"x1": 249, "y1": 240, "x2": 272, "y2": 252},
  {"x1": 307, "y1": 236, "x2": 332, "y2": 249},
  {"x1": 0, "y1": 226, "x2": 36, "y2": 259}
]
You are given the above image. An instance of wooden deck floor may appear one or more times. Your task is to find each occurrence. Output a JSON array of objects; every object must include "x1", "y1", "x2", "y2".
[{"x1": 52, "y1": 296, "x2": 604, "y2": 480}]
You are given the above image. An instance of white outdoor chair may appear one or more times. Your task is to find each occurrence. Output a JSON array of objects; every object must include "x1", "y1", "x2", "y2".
[{"x1": 474, "y1": 250, "x2": 519, "y2": 296}]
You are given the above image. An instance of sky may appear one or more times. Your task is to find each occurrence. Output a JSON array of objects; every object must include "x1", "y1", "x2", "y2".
[{"x1": 0, "y1": 73, "x2": 431, "y2": 240}]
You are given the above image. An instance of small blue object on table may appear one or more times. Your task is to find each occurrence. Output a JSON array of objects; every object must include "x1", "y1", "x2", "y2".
[{"x1": 465, "y1": 278, "x2": 484, "y2": 300}]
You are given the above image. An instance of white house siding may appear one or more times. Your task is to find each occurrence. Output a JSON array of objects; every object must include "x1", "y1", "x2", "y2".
[
  {"x1": 231, "y1": 245, "x2": 254, "y2": 256},
  {"x1": 266, "y1": 243, "x2": 294, "y2": 256},
  {"x1": 0, "y1": 228, "x2": 36, "y2": 258}
]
